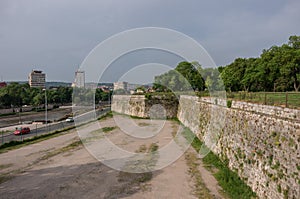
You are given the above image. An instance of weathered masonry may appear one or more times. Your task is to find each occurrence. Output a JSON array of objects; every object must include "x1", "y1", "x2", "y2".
[
  {"x1": 111, "y1": 95, "x2": 178, "y2": 118},
  {"x1": 112, "y1": 94, "x2": 300, "y2": 199}
]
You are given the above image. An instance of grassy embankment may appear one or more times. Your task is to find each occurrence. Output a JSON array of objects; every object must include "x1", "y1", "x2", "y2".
[{"x1": 181, "y1": 126, "x2": 257, "y2": 199}]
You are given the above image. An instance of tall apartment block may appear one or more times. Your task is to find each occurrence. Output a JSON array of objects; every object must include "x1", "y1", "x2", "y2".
[
  {"x1": 28, "y1": 70, "x2": 46, "y2": 88},
  {"x1": 73, "y1": 70, "x2": 85, "y2": 88}
]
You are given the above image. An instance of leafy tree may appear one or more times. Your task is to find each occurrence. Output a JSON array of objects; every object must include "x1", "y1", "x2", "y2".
[
  {"x1": 95, "y1": 88, "x2": 111, "y2": 102},
  {"x1": 152, "y1": 83, "x2": 170, "y2": 92},
  {"x1": 32, "y1": 93, "x2": 44, "y2": 106},
  {"x1": 220, "y1": 35, "x2": 300, "y2": 92},
  {"x1": 154, "y1": 61, "x2": 205, "y2": 92},
  {"x1": 200, "y1": 67, "x2": 224, "y2": 91},
  {"x1": 241, "y1": 58, "x2": 261, "y2": 91},
  {"x1": 175, "y1": 61, "x2": 205, "y2": 91},
  {"x1": 220, "y1": 58, "x2": 248, "y2": 91},
  {"x1": 288, "y1": 35, "x2": 300, "y2": 49}
]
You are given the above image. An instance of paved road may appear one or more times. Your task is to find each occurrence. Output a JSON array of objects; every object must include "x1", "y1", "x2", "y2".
[
  {"x1": 0, "y1": 108, "x2": 110, "y2": 145},
  {"x1": 0, "y1": 107, "x2": 72, "y2": 128}
]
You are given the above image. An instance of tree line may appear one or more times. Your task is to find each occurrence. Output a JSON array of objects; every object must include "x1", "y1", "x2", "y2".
[
  {"x1": 220, "y1": 35, "x2": 300, "y2": 92},
  {"x1": 0, "y1": 83, "x2": 111, "y2": 109},
  {"x1": 154, "y1": 35, "x2": 300, "y2": 92}
]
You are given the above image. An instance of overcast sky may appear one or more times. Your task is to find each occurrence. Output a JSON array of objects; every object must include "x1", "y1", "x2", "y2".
[{"x1": 0, "y1": 0, "x2": 299, "y2": 82}]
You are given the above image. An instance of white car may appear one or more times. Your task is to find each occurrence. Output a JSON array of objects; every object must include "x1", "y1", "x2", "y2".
[{"x1": 65, "y1": 117, "x2": 74, "y2": 122}]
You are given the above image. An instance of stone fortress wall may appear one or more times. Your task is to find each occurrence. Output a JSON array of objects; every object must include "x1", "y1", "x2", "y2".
[{"x1": 112, "y1": 94, "x2": 300, "y2": 199}]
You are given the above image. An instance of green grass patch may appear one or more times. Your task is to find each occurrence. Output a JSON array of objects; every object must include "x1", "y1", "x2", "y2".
[
  {"x1": 181, "y1": 127, "x2": 256, "y2": 199},
  {"x1": 227, "y1": 92, "x2": 300, "y2": 108},
  {"x1": 185, "y1": 151, "x2": 213, "y2": 198},
  {"x1": 39, "y1": 140, "x2": 82, "y2": 161},
  {"x1": 137, "y1": 122, "x2": 151, "y2": 127},
  {"x1": 97, "y1": 111, "x2": 113, "y2": 120},
  {"x1": 102, "y1": 126, "x2": 117, "y2": 133},
  {"x1": 135, "y1": 144, "x2": 147, "y2": 153},
  {"x1": 148, "y1": 143, "x2": 159, "y2": 152},
  {"x1": 0, "y1": 163, "x2": 13, "y2": 170},
  {"x1": 0, "y1": 174, "x2": 13, "y2": 184},
  {"x1": 0, "y1": 112, "x2": 16, "y2": 117}
]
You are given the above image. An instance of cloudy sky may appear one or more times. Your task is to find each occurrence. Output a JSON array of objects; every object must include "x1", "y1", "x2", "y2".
[{"x1": 0, "y1": 0, "x2": 299, "y2": 83}]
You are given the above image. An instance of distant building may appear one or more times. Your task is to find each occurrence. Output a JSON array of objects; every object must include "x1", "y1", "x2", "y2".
[
  {"x1": 114, "y1": 82, "x2": 128, "y2": 91},
  {"x1": 127, "y1": 83, "x2": 140, "y2": 91},
  {"x1": 0, "y1": 82, "x2": 7, "y2": 88},
  {"x1": 98, "y1": 85, "x2": 110, "y2": 93},
  {"x1": 28, "y1": 70, "x2": 46, "y2": 88},
  {"x1": 73, "y1": 70, "x2": 85, "y2": 88},
  {"x1": 85, "y1": 82, "x2": 97, "y2": 89}
]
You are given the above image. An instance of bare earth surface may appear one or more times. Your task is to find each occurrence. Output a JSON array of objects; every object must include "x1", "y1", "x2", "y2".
[{"x1": 0, "y1": 116, "x2": 224, "y2": 199}]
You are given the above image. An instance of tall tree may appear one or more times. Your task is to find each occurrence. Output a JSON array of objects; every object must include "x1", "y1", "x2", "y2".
[
  {"x1": 220, "y1": 58, "x2": 248, "y2": 91},
  {"x1": 175, "y1": 61, "x2": 205, "y2": 91}
]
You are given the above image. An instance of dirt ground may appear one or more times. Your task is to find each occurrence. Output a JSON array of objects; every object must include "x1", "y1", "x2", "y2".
[{"x1": 0, "y1": 116, "x2": 224, "y2": 199}]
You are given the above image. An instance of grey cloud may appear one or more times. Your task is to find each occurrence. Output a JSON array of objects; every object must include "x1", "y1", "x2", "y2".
[{"x1": 0, "y1": 0, "x2": 299, "y2": 82}]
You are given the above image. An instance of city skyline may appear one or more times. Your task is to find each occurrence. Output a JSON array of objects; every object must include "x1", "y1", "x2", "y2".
[{"x1": 1, "y1": 0, "x2": 300, "y2": 82}]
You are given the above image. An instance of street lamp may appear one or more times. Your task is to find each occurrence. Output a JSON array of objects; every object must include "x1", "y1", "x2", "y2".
[
  {"x1": 43, "y1": 88, "x2": 47, "y2": 131},
  {"x1": 18, "y1": 98, "x2": 21, "y2": 124},
  {"x1": 18, "y1": 87, "x2": 26, "y2": 124}
]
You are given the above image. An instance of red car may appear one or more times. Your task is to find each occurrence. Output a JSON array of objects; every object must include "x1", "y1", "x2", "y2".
[{"x1": 14, "y1": 127, "x2": 31, "y2": 135}]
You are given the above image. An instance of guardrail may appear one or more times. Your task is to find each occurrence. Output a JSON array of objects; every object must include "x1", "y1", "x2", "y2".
[{"x1": 0, "y1": 108, "x2": 110, "y2": 146}]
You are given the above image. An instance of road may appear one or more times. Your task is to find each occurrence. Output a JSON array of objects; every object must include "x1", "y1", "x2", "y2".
[
  {"x1": 0, "y1": 108, "x2": 110, "y2": 145},
  {"x1": 0, "y1": 107, "x2": 72, "y2": 128}
]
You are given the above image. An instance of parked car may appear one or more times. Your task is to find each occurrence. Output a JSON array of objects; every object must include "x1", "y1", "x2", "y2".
[
  {"x1": 14, "y1": 127, "x2": 30, "y2": 135},
  {"x1": 65, "y1": 117, "x2": 74, "y2": 122}
]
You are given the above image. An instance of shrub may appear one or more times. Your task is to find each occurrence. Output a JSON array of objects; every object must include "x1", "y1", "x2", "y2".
[{"x1": 227, "y1": 100, "x2": 232, "y2": 108}]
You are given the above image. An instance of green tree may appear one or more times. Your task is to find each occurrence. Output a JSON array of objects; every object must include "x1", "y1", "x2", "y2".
[
  {"x1": 220, "y1": 58, "x2": 248, "y2": 91},
  {"x1": 154, "y1": 67, "x2": 192, "y2": 92},
  {"x1": 241, "y1": 58, "x2": 261, "y2": 91},
  {"x1": 175, "y1": 61, "x2": 205, "y2": 91},
  {"x1": 288, "y1": 35, "x2": 300, "y2": 49},
  {"x1": 220, "y1": 36, "x2": 300, "y2": 92}
]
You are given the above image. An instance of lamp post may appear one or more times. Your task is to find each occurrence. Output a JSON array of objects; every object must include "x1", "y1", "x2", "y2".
[
  {"x1": 18, "y1": 98, "x2": 21, "y2": 124},
  {"x1": 43, "y1": 88, "x2": 47, "y2": 132},
  {"x1": 18, "y1": 87, "x2": 25, "y2": 124}
]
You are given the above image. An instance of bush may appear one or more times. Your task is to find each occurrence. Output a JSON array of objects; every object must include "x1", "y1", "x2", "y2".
[{"x1": 227, "y1": 100, "x2": 232, "y2": 108}]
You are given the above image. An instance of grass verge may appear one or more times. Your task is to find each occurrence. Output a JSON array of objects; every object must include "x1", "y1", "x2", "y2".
[
  {"x1": 97, "y1": 111, "x2": 113, "y2": 120},
  {"x1": 38, "y1": 140, "x2": 82, "y2": 161},
  {"x1": 182, "y1": 126, "x2": 256, "y2": 199},
  {"x1": 102, "y1": 126, "x2": 117, "y2": 133},
  {"x1": 185, "y1": 151, "x2": 213, "y2": 199},
  {"x1": 0, "y1": 112, "x2": 16, "y2": 117}
]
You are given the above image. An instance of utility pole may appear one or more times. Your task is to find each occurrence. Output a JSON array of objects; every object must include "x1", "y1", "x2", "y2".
[{"x1": 43, "y1": 88, "x2": 48, "y2": 132}]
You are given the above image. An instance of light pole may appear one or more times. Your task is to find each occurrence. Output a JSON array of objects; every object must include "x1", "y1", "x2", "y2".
[
  {"x1": 43, "y1": 88, "x2": 47, "y2": 132},
  {"x1": 19, "y1": 87, "x2": 25, "y2": 124},
  {"x1": 18, "y1": 99, "x2": 21, "y2": 124}
]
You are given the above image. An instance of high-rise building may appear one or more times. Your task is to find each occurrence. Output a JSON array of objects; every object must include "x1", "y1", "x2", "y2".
[
  {"x1": 28, "y1": 70, "x2": 46, "y2": 88},
  {"x1": 73, "y1": 70, "x2": 85, "y2": 88}
]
